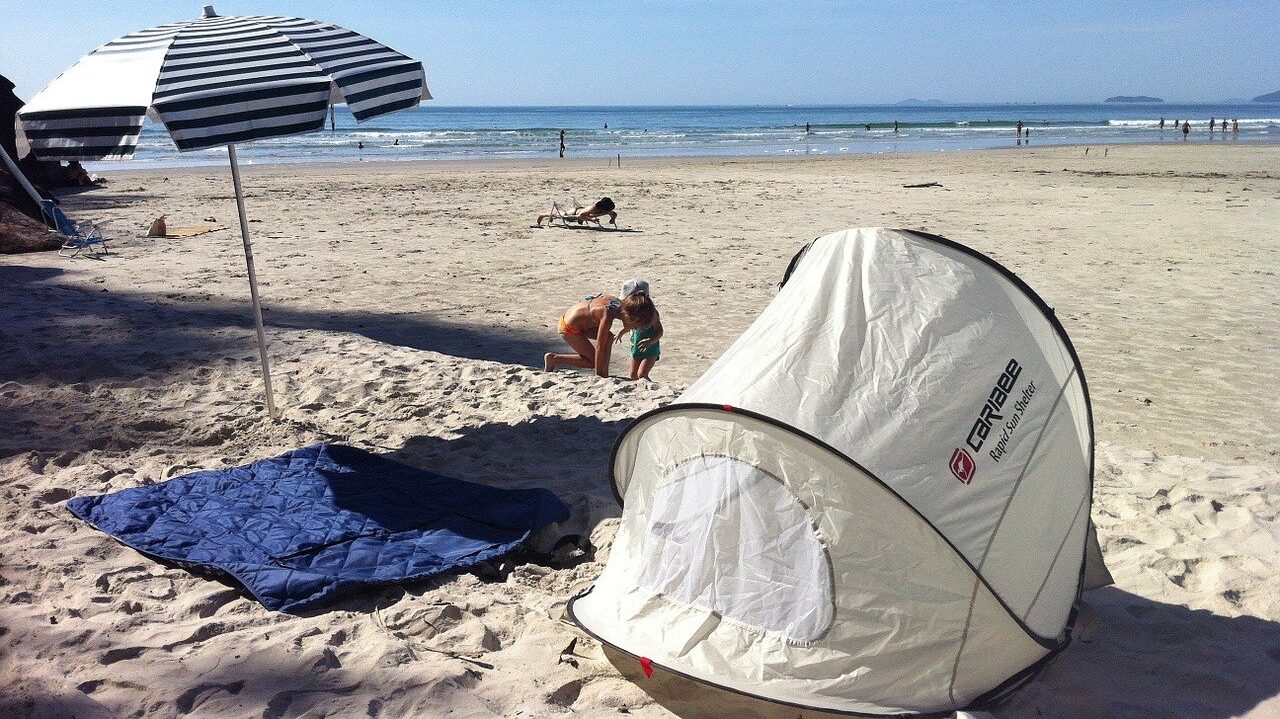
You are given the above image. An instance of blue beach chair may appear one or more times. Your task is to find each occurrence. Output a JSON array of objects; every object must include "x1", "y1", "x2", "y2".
[{"x1": 41, "y1": 199, "x2": 107, "y2": 258}]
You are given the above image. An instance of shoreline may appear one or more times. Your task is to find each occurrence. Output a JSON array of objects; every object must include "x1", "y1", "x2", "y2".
[{"x1": 82, "y1": 139, "x2": 1280, "y2": 178}]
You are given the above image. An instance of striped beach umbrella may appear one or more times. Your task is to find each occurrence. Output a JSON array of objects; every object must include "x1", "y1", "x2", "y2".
[{"x1": 18, "y1": 5, "x2": 431, "y2": 418}]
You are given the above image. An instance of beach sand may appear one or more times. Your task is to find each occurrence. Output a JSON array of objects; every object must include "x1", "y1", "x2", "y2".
[{"x1": 1, "y1": 143, "x2": 1277, "y2": 718}]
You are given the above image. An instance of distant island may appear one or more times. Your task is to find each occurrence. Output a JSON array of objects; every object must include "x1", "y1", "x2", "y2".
[
  {"x1": 1105, "y1": 96, "x2": 1163, "y2": 103},
  {"x1": 895, "y1": 98, "x2": 945, "y2": 106},
  {"x1": 1253, "y1": 90, "x2": 1280, "y2": 103}
]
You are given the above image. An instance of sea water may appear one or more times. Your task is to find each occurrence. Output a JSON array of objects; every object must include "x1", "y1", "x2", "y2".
[{"x1": 94, "y1": 103, "x2": 1280, "y2": 169}]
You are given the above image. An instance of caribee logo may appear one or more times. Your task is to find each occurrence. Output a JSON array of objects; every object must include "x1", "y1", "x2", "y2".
[{"x1": 950, "y1": 448, "x2": 976, "y2": 484}]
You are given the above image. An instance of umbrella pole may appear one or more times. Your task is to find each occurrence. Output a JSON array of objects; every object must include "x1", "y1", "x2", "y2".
[{"x1": 227, "y1": 143, "x2": 278, "y2": 419}]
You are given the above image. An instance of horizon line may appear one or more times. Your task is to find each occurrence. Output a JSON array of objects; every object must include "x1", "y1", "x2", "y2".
[{"x1": 408, "y1": 100, "x2": 1277, "y2": 109}]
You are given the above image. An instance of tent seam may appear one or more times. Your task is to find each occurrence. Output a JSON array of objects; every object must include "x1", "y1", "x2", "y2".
[
  {"x1": 1023, "y1": 494, "x2": 1089, "y2": 622},
  {"x1": 945, "y1": 575, "x2": 984, "y2": 706},
  {"x1": 974, "y1": 367, "x2": 1076, "y2": 573}
]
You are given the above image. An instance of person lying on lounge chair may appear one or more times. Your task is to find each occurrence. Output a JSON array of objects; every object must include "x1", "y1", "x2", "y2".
[{"x1": 536, "y1": 197, "x2": 617, "y2": 227}]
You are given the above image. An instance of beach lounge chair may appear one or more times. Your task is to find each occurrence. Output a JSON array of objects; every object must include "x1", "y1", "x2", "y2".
[
  {"x1": 540, "y1": 198, "x2": 617, "y2": 228},
  {"x1": 545, "y1": 199, "x2": 589, "y2": 227},
  {"x1": 41, "y1": 199, "x2": 108, "y2": 257}
]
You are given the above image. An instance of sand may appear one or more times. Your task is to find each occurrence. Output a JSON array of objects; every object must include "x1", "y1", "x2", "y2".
[{"x1": 1, "y1": 143, "x2": 1277, "y2": 718}]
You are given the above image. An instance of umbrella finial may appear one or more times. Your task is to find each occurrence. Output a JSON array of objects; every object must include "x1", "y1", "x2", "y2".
[{"x1": 203, "y1": 5, "x2": 217, "y2": 18}]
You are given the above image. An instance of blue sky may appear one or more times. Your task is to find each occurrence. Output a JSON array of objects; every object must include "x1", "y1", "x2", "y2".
[{"x1": 2, "y1": 1, "x2": 1276, "y2": 105}]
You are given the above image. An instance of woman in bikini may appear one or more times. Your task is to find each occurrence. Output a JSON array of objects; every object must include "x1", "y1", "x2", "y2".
[{"x1": 545, "y1": 288, "x2": 660, "y2": 378}]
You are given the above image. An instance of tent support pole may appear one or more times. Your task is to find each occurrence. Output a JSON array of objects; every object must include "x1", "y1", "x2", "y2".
[{"x1": 227, "y1": 143, "x2": 277, "y2": 419}]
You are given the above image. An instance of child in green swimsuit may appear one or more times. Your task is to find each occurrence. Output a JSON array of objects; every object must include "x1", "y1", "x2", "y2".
[
  {"x1": 620, "y1": 278, "x2": 662, "y2": 380},
  {"x1": 630, "y1": 326, "x2": 660, "y2": 379}
]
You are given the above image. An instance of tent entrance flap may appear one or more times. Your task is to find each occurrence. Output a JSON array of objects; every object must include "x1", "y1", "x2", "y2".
[{"x1": 637, "y1": 455, "x2": 834, "y2": 643}]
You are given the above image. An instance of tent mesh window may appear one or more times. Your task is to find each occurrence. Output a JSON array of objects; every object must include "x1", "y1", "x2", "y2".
[{"x1": 636, "y1": 455, "x2": 835, "y2": 643}]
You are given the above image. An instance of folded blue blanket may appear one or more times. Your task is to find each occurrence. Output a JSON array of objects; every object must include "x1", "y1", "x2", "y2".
[{"x1": 68, "y1": 444, "x2": 570, "y2": 612}]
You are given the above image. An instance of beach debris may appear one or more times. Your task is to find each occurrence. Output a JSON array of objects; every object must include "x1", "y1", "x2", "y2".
[
  {"x1": 902, "y1": 182, "x2": 942, "y2": 188},
  {"x1": 559, "y1": 637, "x2": 580, "y2": 667}
]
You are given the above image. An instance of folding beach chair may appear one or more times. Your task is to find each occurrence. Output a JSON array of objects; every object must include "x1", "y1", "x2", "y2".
[
  {"x1": 41, "y1": 199, "x2": 108, "y2": 257},
  {"x1": 542, "y1": 198, "x2": 615, "y2": 228},
  {"x1": 544, "y1": 199, "x2": 585, "y2": 227}
]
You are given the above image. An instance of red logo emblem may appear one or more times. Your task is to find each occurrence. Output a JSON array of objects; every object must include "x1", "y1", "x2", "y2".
[{"x1": 950, "y1": 448, "x2": 976, "y2": 484}]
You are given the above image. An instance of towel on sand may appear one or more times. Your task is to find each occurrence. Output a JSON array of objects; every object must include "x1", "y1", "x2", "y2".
[{"x1": 67, "y1": 444, "x2": 570, "y2": 612}]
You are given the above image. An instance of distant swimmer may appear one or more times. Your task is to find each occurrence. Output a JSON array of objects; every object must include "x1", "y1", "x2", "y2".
[
  {"x1": 864, "y1": 123, "x2": 871, "y2": 131},
  {"x1": 1209, "y1": 117, "x2": 1216, "y2": 132},
  {"x1": 393, "y1": 138, "x2": 399, "y2": 146},
  {"x1": 894, "y1": 120, "x2": 899, "y2": 133},
  {"x1": 1159, "y1": 117, "x2": 1165, "y2": 130},
  {"x1": 805, "y1": 122, "x2": 811, "y2": 134},
  {"x1": 357, "y1": 141, "x2": 364, "y2": 149},
  {"x1": 1182, "y1": 121, "x2": 1190, "y2": 140}
]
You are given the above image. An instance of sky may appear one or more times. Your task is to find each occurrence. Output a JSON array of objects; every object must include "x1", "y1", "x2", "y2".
[{"x1": 1, "y1": 1, "x2": 1276, "y2": 106}]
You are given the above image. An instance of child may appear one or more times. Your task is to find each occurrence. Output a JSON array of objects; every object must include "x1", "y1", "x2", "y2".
[
  {"x1": 545, "y1": 278, "x2": 661, "y2": 379},
  {"x1": 619, "y1": 278, "x2": 661, "y2": 380}
]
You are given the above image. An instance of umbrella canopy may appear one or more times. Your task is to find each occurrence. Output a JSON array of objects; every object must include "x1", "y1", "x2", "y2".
[
  {"x1": 17, "y1": 6, "x2": 431, "y2": 418},
  {"x1": 19, "y1": 7, "x2": 429, "y2": 159}
]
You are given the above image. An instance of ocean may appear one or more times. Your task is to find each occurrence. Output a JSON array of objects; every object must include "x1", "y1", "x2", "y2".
[{"x1": 93, "y1": 103, "x2": 1280, "y2": 169}]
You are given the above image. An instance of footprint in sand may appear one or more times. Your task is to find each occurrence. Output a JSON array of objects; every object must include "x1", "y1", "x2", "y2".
[
  {"x1": 546, "y1": 678, "x2": 585, "y2": 707},
  {"x1": 380, "y1": 602, "x2": 504, "y2": 654},
  {"x1": 34, "y1": 487, "x2": 76, "y2": 506},
  {"x1": 174, "y1": 680, "x2": 246, "y2": 713},
  {"x1": 191, "y1": 588, "x2": 243, "y2": 618},
  {"x1": 99, "y1": 646, "x2": 147, "y2": 664}
]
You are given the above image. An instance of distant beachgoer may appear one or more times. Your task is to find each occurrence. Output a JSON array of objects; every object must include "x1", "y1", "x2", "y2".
[
  {"x1": 536, "y1": 197, "x2": 617, "y2": 227},
  {"x1": 545, "y1": 286, "x2": 661, "y2": 379},
  {"x1": 1209, "y1": 117, "x2": 1216, "y2": 132},
  {"x1": 559, "y1": 129, "x2": 566, "y2": 158},
  {"x1": 805, "y1": 122, "x2": 811, "y2": 134},
  {"x1": 393, "y1": 138, "x2": 399, "y2": 146},
  {"x1": 1159, "y1": 117, "x2": 1165, "y2": 130},
  {"x1": 1016, "y1": 120, "x2": 1023, "y2": 139},
  {"x1": 1233, "y1": 118, "x2": 1239, "y2": 134},
  {"x1": 864, "y1": 123, "x2": 871, "y2": 131},
  {"x1": 604, "y1": 123, "x2": 608, "y2": 129},
  {"x1": 1182, "y1": 121, "x2": 1190, "y2": 140},
  {"x1": 1174, "y1": 119, "x2": 1180, "y2": 129},
  {"x1": 1025, "y1": 127, "x2": 1031, "y2": 140},
  {"x1": 357, "y1": 141, "x2": 364, "y2": 149},
  {"x1": 894, "y1": 120, "x2": 899, "y2": 133}
]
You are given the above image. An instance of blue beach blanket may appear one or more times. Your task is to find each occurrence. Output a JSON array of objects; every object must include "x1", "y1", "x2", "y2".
[{"x1": 67, "y1": 444, "x2": 570, "y2": 612}]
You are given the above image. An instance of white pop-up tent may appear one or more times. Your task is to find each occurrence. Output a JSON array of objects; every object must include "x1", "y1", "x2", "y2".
[{"x1": 569, "y1": 228, "x2": 1111, "y2": 716}]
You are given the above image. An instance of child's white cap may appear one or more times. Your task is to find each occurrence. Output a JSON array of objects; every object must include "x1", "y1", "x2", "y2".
[{"x1": 622, "y1": 278, "x2": 650, "y2": 297}]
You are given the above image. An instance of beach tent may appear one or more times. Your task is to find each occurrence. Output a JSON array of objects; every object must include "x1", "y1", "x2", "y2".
[
  {"x1": 569, "y1": 227, "x2": 1110, "y2": 716},
  {"x1": 17, "y1": 5, "x2": 430, "y2": 417}
]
